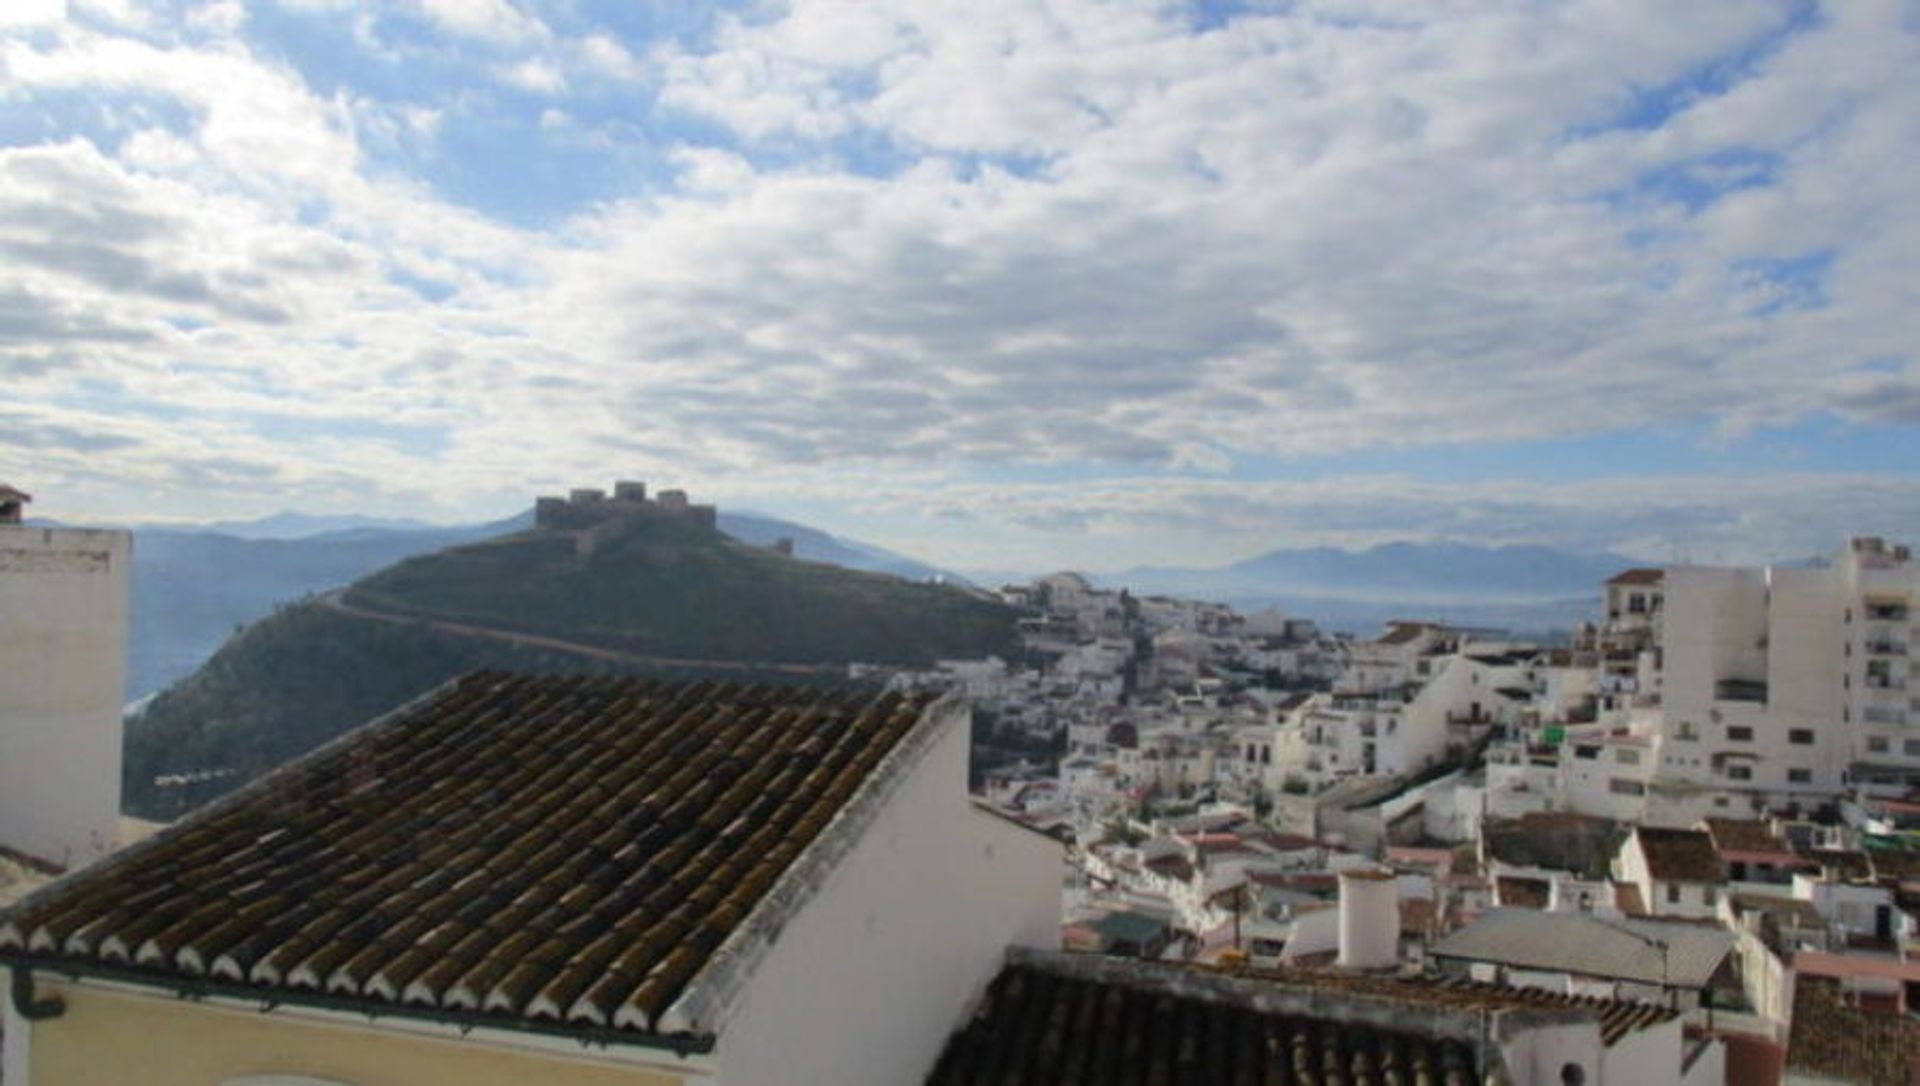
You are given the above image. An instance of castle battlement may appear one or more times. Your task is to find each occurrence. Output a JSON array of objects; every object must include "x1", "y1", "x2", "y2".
[{"x1": 534, "y1": 480, "x2": 718, "y2": 540}]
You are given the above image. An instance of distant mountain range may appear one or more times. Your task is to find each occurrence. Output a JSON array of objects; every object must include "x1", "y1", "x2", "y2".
[{"x1": 1098, "y1": 542, "x2": 1639, "y2": 605}]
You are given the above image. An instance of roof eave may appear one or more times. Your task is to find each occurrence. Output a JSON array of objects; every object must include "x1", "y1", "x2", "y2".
[{"x1": 1, "y1": 951, "x2": 718, "y2": 1058}]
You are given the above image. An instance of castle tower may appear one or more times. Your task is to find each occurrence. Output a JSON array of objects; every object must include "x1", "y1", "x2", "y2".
[{"x1": 0, "y1": 486, "x2": 132, "y2": 870}]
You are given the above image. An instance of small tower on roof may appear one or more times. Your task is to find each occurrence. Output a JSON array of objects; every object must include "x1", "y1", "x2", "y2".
[{"x1": 0, "y1": 483, "x2": 30, "y2": 525}]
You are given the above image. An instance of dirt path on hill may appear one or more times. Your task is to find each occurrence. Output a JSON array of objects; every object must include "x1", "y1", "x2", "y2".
[{"x1": 317, "y1": 590, "x2": 848, "y2": 677}]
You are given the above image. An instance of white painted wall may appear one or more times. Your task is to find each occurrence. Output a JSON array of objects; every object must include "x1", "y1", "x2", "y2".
[
  {"x1": 0, "y1": 526, "x2": 130, "y2": 870},
  {"x1": 709, "y1": 705, "x2": 1062, "y2": 1086}
]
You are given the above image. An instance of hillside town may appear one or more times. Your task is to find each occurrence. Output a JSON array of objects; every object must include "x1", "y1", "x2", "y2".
[
  {"x1": 2, "y1": 488, "x2": 1918, "y2": 1084},
  {"x1": 891, "y1": 537, "x2": 1920, "y2": 1083}
]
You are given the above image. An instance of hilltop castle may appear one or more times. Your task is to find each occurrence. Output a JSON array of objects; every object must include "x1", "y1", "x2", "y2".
[{"x1": 534, "y1": 481, "x2": 720, "y2": 559}]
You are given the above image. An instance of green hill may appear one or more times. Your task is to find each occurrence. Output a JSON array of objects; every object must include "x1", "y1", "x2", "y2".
[
  {"x1": 124, "y1": 515, "x2": 1017, "y2": 817},
  {"x1": 344, "y1": 513, "x2": 1011, "y2": 664}
]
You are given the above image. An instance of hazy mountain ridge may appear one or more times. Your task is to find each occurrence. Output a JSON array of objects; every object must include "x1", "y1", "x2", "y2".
[{"x1": 1097, "y1": 541, "x2": 1641, "y2": 606}]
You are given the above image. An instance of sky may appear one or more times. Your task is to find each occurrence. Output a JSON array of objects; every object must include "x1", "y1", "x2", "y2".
[{"x1": 1, "y1": 0, "x2": 1917, "y2": 574}]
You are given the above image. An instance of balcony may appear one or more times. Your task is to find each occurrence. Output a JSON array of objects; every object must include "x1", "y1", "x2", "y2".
[
  {"x1": 1715, "y1": 679, "x2": 1768, "y2": 703},
  {"x1": 1864, "y1": 602, "x2": 1910, "y2": 622},
  {"x1": 1863, "y1": 676, "x2": 1907, "y2": 693},
  {"x1": 1865, "y1": 640, "x2": 1908, "y2": 657},
  {"x1": 1861, "y1": 707, "x2": 1907, "y2": 727}
]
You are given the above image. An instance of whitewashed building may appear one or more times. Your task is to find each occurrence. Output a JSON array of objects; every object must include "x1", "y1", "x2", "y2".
[{"x1": 0, "y1": 488, "x2": 131, "y2": 871}]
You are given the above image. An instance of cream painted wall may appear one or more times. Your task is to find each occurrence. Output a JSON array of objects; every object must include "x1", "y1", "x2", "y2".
[
  {"x1": 15, "y1": 978, "x2": 700, "y2": 1086},
  {"x1": 709, "y1": 702, "x2": 1063, "y2": 1086},
  {"x1": 0, "y1": 526, "x2": 130, "y2": 869}
]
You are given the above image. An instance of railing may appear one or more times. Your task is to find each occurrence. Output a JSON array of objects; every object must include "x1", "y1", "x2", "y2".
[
  {"x1": 1866, "y1": 641, "x2": 1908, "y2": 656},
  {"x1": 1864, "y1": 604, "x2": 1910, "y2": 622},
  {"x1": 1715, "y1": 680, "x2": 1768, "y2": 703},
  {"x1": 1861, "y1": 708, "x2": 1906, "y2": 726},
  {"x1": 1863, "y1": 677, "x2": 1907, "y2": 692}
]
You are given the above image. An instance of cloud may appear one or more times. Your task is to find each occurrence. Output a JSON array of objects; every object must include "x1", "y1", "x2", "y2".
[
  {"x1": 0, "y1": 0, "x2": 1914, "y2": 563},
  {"x1": 412, "y1": 0, "x2": 546, "y2": 47},
  {"x1": 500, "y1": 57, "x2": 565, "y2": 96},
  {"x1": 816, "y1": 471, "x2": 1920, "y2": 571}
]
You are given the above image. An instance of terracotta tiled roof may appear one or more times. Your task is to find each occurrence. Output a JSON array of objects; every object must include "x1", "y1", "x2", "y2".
[
  {"x1": 1805, "y1": 848, "x2": 1872, "y2": 881},
  {"x1": 1701, "y1": 818, "x2": 1788, "y2": 855},
  {"x1": 1636, "y1": 826, "x2": 1728, "y2": 883},
  {"x1": 1606, "y1": 568, "x2": 1663, "y2": 586},
  {"x1": 927, "y1": 951, "x2": 1678, "y2": 1084},
  {"x1": 927, "y1": 957, "x2": 1478, "y2": 1086},
  {"x1": 1495, "y1": 876, "x2": 1550, "y2": 909},
  {"x1": 1868, "y1": 848, "x2": 1920, "y2": 881},
  {"x1": 1219, "y1": 962, "x2": 1677, "y2": 1047},
  {"x1": 1145, "y1": 854, "x2": 1196, "y2": 883},
  {"x1": 1787, "y1": 976, "x2": 1920, "y2": 1086},
  {"x1": 0, "y1": 672, "x2": 935, "y2": 1041}
]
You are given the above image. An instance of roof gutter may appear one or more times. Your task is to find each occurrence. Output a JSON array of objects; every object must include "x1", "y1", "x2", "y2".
[
  {"x1": 10, "y1": 962, "x2": 65, "y2": 1020},
  {"x1": 0, "y1": 953, "x2": 716, "y2": 1058}
]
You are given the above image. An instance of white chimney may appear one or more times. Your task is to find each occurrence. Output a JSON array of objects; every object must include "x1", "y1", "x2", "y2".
[
  {"x1": 1337, "y1": 866, "x2": 1400, "y2": 971},
  {"x1": 0, "y1": 497, "x2": 131, "y2": 871}
]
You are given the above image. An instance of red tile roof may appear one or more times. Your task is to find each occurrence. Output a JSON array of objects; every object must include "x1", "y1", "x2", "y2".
[
  {"x1": 1636, "y1": 826, "x2": 1728, "y2": 884},
  {"x1": 1788, "y1": 976, "x2": 1920, "y2": 1086},
  {"x1": 1606, "y1": 568, "x2": 1664, "y2": 586},
  {"x1": 0, "y1": 672, "x2": 935, "y2": 1042},
  {"x1": 927, "y1": 951, "x2": 1679, "y2": 1084}
]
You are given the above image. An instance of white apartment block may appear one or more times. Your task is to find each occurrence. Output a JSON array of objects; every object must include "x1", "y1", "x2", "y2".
[
  {"x1": 1651, "y1": 537, "x2": 1917, "y2": 813},
  {"x1": 1521, "y1": 537, "x2": 1919, "y2": 827}
]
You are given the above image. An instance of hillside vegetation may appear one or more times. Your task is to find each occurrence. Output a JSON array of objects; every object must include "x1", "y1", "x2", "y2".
[
  {"x1": 344, "y1": 517, "x2": 1013, "y2": 665},
  {"x1": 124, "y1": 518, "x2": 1018, "y2": 817}
]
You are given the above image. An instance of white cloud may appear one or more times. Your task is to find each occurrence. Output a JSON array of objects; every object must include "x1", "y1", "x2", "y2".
[
  {"x1": 412, "y1": 0, "x2": 545, "y2": 46},
  {"x1": 500, "y1": 57, "x2": 566, "y2": 95},
  {"x1": 1, "y1": 0, "x2": 1916, "y2": 565}
]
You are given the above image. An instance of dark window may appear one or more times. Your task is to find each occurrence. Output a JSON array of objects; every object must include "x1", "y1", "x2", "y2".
[
  {"x1": 1666, "y1": 884, "x2": 1680, "y2": 904},
  {"x1": 1727, "y1": 764, "x2": 1753, "y2": 781},
  {"x1": 1788, "y1": 768, "x2": 1812, "y2": 784},
  {"x1": 1728, "y1": 726, "x2": 1753, "y2": 742}
]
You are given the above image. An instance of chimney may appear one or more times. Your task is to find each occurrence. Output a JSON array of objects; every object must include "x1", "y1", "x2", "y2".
[
  {"x1": 0, "y1": 483, "x2": 29, "y2": 525},
  {"x1": 0, "y1": 489, "x2": 131, "y2": 870},
  {"x1": 1337, "y1": 866, "x2": 1399, "y2": 971}
]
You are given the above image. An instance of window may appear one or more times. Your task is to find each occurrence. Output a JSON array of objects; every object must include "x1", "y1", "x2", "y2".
[
  {"x1": 1906, "y1": 739, "x2": 1920, "y2": 757},
  {"x1": 1727, "y1": 764, "x2": 1753, "y2": 781},
  {"x1": 1788, "y1": 768, "x2": 1812, "y2": 784},
  {"x1": 1704, "y1": 886, "x2": 1717, "y2": 906},
  {"x1": 1610, "y1": 778, "x2": 1646, "y2": 796},
  {"x1": 1574, "y1": 745, "x2": 1599, "y2": 760},
  {"x1": 1666, "y1": 884, "x2": 1680, "y2": 904},
  {"x1": 1789, "y1": 729, "x2": 1814, "y2": 745},
  {"x1": 1727, "y1": 726, "x2": 1753, "y2": 742},
  {"x1": 1868, "y1": 735, "x2": 1889, "y2": 753},
  {"x1": 1615, "y1": 748, "x2": 1640, "y2": 765}
]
